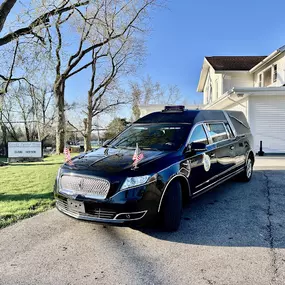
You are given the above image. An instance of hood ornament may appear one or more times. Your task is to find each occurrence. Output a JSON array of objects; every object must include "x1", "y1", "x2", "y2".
[
  {"x1": 132, "y1": 143, "x2": 144, "y2": 170},
  {"x1": 78, "y1": 178, "x2": 84, "y2": 191}
]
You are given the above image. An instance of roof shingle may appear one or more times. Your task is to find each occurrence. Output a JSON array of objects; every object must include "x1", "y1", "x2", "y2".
[{"x1": 206, "y1": 56, "x2": 267, "y2": 71}]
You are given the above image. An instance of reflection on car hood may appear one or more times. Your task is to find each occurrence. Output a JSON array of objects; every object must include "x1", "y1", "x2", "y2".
[{"x1": 62, "y1": 147, "x2": 170, "y2": 173}]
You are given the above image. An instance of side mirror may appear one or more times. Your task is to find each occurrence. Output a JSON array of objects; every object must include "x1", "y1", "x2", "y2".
[
  {"x1": 103, "y1": 139, "x2": 111, "y2": 147},
  {"x1": 187, "y1": 142, "x2": 207, "y2": 153}
]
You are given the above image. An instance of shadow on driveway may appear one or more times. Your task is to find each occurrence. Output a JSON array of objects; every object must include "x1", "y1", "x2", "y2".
[{"x1": 140, "y1": 170, "x2": 285, "y2": 248}]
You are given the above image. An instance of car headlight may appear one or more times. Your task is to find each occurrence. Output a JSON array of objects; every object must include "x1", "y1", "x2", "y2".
[{"x1": 121, "y1": 175, "x2": 151, "y2": 190}]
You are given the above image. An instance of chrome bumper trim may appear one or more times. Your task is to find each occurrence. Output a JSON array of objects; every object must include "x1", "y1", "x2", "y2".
[{"x1": 56, "y1": 201, "x2": 147, "y2": 223}]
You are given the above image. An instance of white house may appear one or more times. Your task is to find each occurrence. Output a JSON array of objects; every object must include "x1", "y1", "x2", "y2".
[{"x1": 197, "y1": 45, "x2": 285, "y2": 153}]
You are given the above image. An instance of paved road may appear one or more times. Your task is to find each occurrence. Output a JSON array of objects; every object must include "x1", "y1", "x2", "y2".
[{"x1": 1, "y1": 161, "x2": 285, "y2": 285}]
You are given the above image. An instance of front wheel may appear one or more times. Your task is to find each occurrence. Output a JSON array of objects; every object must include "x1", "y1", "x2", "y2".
[
  {"x1": 161, "y1": 180, "x2": 182, "y2": 232},
  {"x1": 237, "y1": 156, "x2": 253, "y2": 182}
]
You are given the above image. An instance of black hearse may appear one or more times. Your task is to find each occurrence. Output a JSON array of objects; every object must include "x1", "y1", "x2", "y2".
[{"x1": 54, "y1": 106, "x2": 254, "y2": 231}]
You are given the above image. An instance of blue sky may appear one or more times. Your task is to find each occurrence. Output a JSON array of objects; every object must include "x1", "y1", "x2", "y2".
[
  {"x1": 5, "y1": 0, "x2": 285, "y2": 123},
  {"x1": 63, "y1": 0, "x2": 285, "y2": 122},
  {"x1": 139, "y1": 0, "x2": 285, "y2": 104}
]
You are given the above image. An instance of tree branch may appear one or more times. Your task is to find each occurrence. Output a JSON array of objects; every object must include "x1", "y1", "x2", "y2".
[
  {"x1": 0, "y1": 0, "x2": 90, "y2": 46},
  {"x1": 62, "y1": 0, "x2": 153, "y2": 78},
  {"x1": 67, "y1": 120, "x2": 84, "y2": 136},
  {"x1": 0, "y1": 0, "x2": 17, "y2": 32},
  {"x1": 93, "y1": 101, "x2": 127, "y2": 117},
  {"x1": 0, "y1": 39, "x2": 19, "y2": 95}
]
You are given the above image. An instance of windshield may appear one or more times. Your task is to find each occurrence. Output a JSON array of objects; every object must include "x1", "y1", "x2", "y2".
[{"x1": 109, "y1": 124, "x2": 191, "y2": 151}]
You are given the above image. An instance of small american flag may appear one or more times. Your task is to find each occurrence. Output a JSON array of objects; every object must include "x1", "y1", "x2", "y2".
[
  {"x1": 132, "y1": 143, "x2": 144, "y2": 168},
  {"x1": 64, "y1": 147, "x2": 73, "y2": 165}
]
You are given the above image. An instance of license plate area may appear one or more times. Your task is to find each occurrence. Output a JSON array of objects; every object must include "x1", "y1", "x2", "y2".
[{"x1": 67, "y1": 199, "x2": 85, "y2": 213}]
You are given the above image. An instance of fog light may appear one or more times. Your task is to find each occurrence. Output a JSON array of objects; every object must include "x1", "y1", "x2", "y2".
[{"x1": 115, "y1": 211, "x2": 147, "y2": 220}]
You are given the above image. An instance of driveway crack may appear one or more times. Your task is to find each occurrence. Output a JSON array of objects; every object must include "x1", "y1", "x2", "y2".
[{"x1": 263, "y1": 171, "x2": 278, "y2": 283}]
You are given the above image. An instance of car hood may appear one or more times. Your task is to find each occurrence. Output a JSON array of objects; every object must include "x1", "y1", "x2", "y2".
[{"x1": 62, "y1": 147, "x2": 172, "y2": 174}]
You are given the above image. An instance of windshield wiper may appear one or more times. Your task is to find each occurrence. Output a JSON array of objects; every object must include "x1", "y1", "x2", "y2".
[{"x1": 140, "y1": 147, "x2": 159, "y2": 151}]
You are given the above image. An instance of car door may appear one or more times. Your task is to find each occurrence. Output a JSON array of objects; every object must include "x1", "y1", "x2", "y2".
[
  {"x1": 204, "y1": 122, "x2": 236, "y2": 180},
  {"x1": 186, "y1": 124, "x2": 216, "y2": 193}
]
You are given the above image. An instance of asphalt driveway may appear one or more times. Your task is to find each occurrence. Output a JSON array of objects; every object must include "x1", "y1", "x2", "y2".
[{"x1": 1, "y1": 158, "x2": 285, "y2": 285}]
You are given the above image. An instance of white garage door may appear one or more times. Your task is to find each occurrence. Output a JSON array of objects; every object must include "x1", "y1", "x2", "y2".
[{"x1": 249, "y1": 96, "x2": 285, "y2": 153}]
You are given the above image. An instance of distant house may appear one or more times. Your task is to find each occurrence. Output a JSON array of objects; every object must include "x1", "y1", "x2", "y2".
[{"x1": 197, "y1": 46, "x2": 285, "y2": 153}]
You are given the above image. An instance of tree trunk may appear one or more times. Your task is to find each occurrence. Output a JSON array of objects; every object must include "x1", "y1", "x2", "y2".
[
  {"x1": 24, "y1": 120, "x2": 30, "y2": 141},
  {"x1": 0, "y1": 115, "x2": 7, "y2": 156},
  {"x1": 84, "y1": 94, "x2": 93, "y2": 152},
  {"x1": 54, "y1": 80, "x2": 65, "y2": 154}
]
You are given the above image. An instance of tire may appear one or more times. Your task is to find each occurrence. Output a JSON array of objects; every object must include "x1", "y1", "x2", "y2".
[
  {"x1": 161, "y1": 180, "x2": 182, "y2": 232},
  {"x1": 237, "y1": 156, "x2": 253, "y2": 182}
]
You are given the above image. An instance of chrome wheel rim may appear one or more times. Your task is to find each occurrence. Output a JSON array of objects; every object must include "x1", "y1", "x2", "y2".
[{"x1": 246, "y1": 159, "x2": 252, "y2": 178}]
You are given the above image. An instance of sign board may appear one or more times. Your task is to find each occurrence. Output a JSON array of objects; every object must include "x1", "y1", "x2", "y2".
[{"x1": 8, "y1": 142, "x2": 43, "y2": 158}]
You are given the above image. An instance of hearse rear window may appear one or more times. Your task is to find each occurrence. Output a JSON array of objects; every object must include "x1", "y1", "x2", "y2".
[
  {"x1": 110, "y1": 124, "x2": 191, "y2": 151},
  {"x1": 206, "y1": 123, "x2": 228, "y2": 143}
]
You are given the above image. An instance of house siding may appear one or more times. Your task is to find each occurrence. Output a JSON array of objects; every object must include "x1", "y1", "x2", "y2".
[{"x1": 222, "y1": 72, "x2": 254, "y2": 94}]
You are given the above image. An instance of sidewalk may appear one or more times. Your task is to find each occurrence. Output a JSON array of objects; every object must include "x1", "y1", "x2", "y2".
[{"x1": 254, "y1": 155, "x2": 285, "y2": 170}]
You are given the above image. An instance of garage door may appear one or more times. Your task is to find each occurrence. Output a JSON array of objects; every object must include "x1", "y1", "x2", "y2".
[{"x1": 249, "y1": 96, "x2": 285, "y2": 153}]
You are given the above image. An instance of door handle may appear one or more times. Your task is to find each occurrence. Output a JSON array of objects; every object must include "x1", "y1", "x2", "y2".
[{"x1": 230, "y1": 145, "x2": 235, "y2": 150}]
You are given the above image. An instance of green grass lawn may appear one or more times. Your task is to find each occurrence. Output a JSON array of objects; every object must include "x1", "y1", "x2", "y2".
[{"x1": 0, "y1": 155, "x2": 68, "y2": 229}]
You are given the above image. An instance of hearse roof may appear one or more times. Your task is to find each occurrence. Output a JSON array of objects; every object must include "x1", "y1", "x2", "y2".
[
  {"x1": 136, "y1": 109, "x2": 250, "y2": 136},
  {"x1": 136, "y1": 109, "x2": 228, "y2": 124}
]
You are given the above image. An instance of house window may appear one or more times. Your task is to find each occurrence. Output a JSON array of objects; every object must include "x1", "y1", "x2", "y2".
[
  {"x1": 258, "y1": 74, "x2": 262, "y2": 87},
  {"x1": 263, "y1": 68, "x2": 272, "y2": 87},
  {"x1": 273, "y1": 64, "x2": 277, "y2": 83}
]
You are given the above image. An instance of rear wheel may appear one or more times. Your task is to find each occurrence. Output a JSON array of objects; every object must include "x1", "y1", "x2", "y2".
[
  {"x1": 161, "y1": 180, "x2": 182, "y2": 232},
  {"x1": 237, "y1": 156, "x2": 253, "y2": 182}
]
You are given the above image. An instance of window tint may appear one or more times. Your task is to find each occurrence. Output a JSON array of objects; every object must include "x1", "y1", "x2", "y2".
[
  {"x1": 189, "y1": 125, "x2": 208, "y2": 145},
  {"x1": 110, "y1": 124, "x2": 191, "y2": 151},
  {"x1": 206, "y1": 123, "x2": 228, "y2": 143}
]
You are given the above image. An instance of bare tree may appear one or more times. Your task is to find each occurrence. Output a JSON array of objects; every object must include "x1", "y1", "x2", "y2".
[
  {"x1": 29, "y1": 86, "x2": 55, "y2": 141},
  {"x1": 0, "y1": 0, "x2": 157, "y2": 154},
  {"x1": 1, "y1": 83, "x2": 55, "y2": 142},
  {"x1": 77, "y1": 27, "x2": 141, "y2": 151},
  {"x1": 52, "y1": 0, "x2": 155, "y2": 153},
  {"x1": 130, "y1": 75, "x2": 181, "y2": 120},
  {"x1": 0, "y1": 1, "x2": 93, "y2": 149}
]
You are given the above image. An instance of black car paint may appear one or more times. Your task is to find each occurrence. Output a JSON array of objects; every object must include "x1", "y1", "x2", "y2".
[{"x1": 54, "y1": 109, "x2": 254, "y2": 226}]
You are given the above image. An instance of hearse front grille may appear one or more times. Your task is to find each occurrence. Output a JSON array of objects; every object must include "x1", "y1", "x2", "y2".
[
  {"x1": 60, "y1": 175, "x2": 110, "y2": 199},
  {"x1": 56, "y1": 199, "x2": 116, "y2": 219}
]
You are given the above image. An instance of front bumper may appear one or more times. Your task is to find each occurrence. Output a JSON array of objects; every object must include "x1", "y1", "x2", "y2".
[
  {"x1": 56, "y1": 198, "x2": 148, "y2": 224},
  {"x1": 54, "y1": 182, "x2": 161, "y2": 226}
]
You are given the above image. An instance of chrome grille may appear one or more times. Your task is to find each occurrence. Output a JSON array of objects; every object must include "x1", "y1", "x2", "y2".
[
  {"x1": 60, "y1": 175, "x2": 110, "y2": 199},
  {"x1": 56, "y1": 199, "x2": 116, "y2": 219}
]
